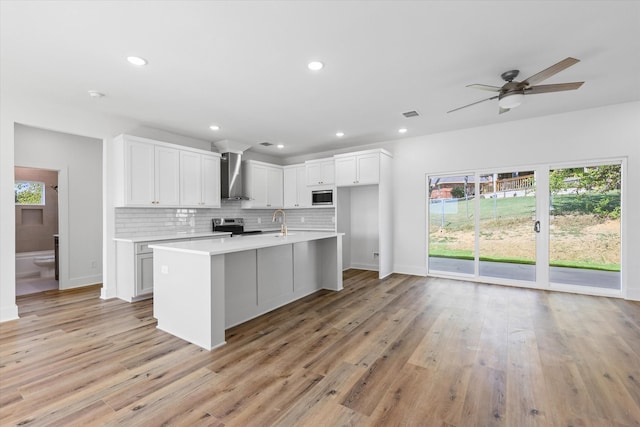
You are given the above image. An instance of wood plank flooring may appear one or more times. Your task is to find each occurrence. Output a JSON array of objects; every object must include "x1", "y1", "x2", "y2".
[{"x1": 1, "y1": 270, "x2": 639, "y2": 426}]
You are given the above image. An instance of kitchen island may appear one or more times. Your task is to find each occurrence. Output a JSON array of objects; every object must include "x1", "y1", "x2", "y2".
[{"x1": 150, "y1": 231, "x2": 343, "y2": 350}]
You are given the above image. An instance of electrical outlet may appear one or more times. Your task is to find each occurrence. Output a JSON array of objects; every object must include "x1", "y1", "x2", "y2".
[
  {"x1": 161, "y1": 265, "x2": 169, "y2": 274},
  {"x1": 331, "y1": 216, "x2": 335, "y2": 223},
  {"x1": 257, "y1": 217, "x2": 262, "y2": 224},
  {"x1": 91, "y1": 260, "x2": 97, "y2": 269},
  {"x1": 301, "y1": 217, "x2": 305, "y2": 223}
]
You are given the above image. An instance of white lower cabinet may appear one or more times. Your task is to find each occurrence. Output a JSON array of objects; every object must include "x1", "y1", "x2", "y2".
[
  {"x1": 115, "y1": 235, "x2": 227, "y2": 302},
  {"x1": 136, "y1": 252, "x2": 154, "y2": 296}
]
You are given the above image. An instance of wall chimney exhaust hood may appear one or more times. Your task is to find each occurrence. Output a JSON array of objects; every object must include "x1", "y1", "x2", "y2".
[{"x1": 213, "y1": 140, "x2": 252, "y2": 200}]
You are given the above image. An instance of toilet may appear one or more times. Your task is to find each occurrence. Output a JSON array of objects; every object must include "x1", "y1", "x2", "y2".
[{"x1": 34, "y1": 255, "x2": 55, "y2": 277}]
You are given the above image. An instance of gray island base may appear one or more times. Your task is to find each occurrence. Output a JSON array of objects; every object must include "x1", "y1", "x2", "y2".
[{"x1": 150, "y1": 231, "x2": 343, "y2": 350}]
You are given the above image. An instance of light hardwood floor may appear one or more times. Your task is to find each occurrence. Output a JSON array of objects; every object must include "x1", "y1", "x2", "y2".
[{"x1": 1, "y1": 270, "x2": 639, "y2": 426}]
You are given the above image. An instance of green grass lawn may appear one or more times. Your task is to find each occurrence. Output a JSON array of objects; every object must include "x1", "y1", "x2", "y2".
[
  {"x1": 429, "y1": 192, "x2": 621, "y2": 271},
  {"x1": 429, "y1": 192, "x2": 620, "y2": 230}
]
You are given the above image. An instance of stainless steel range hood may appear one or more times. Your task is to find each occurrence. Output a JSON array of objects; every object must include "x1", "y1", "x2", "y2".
[
  {"x1": 214, "y1": 140, "x2": 252, "y2": 200},
  {"x1": 220, "y1": 152, "x2": 249, "y2": 200}
]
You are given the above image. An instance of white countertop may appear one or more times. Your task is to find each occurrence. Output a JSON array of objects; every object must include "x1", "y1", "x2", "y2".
[
  {"x1": 114, "y1": 231, "x2": 231, "y2": 243},
  {"x1": 149, "y1": 231, "x2": 342, "y2": 256}
]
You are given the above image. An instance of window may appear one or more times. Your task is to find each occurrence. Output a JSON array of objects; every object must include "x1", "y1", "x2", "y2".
[{"x1": 15, "y1": 181, "x2": 45, "y2": 205}]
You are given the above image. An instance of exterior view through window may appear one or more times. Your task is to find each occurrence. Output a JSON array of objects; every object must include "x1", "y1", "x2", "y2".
[
  {"x1": 548, "y1": 164, "x2": 621, "y2": 289},
  {"x1": 428, "y1": 175, "x2": 475, "y2": 275},
  {"x1": 428, "y1": 161, "x2": 622, "y2": 294},
  {"x1": 15, "y1": 181, "x2": 45, "y2": 205},
  {"x1": 478, "y1": 171, "x2": 536, "y2": 282}
]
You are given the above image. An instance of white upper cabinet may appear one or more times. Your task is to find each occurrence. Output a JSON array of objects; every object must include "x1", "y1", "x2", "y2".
[
  {"x1": 123, "y1": 138, "x2": 180, "y2": 206},
  {"x1": 306, "y1": 158, "x2": 335, "y2": 186},
  {"x1": 154, "y1": 146, "x2": 181, "y2": 206},
  {"x1": 334, "y1": 151, "x2": 381, "y2": 187},
  {"x1": 200, "y1": 154, "x2": 221, "y2": 207},
  {"x1": 114, "y1": 134, "x2": 220, "y2": 208},
  {"x1": 243, "y1": 160, "x2": 283, "y2": 209},
  {"x1": 124, "y1": 139, "x2": 156, "y2": 205},
  {"x1": 180, "y1": 151, "x2": 221, "y2": 207},
  {"x1": 284, "y1": 164, "x2": 311, "y2": 208}
]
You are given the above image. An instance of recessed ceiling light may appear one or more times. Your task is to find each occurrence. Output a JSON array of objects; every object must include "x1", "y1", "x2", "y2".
[
  {"x1": 307, "y1": 61, "x2": 324, "y2": 71},
  {"x1": 127, "y1": 56, "x2": 148, "y2": 66},
  {"x1": 277, "y1": 144, "x2": 284, "y2": 149},
  {"x1": 209, "y1": 125, "x2": 220, "y2": 131},
  {"x1": 87, "y1": 90, "x2": 105, "y2": 98},
  {"x1": 336, "y1": 132, "x2": 345, "y2": 137},
  {"x1": 398, "y1": 128, "x2": 408, "y2": 134}
]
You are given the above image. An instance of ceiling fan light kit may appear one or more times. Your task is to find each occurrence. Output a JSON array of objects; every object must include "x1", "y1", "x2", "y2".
[
  {"x1": 448, "y1": 57, "x2": 584, "y2": 114},
  {"x1": 498, "y1": 92, "x2": 525, "y2": 109}
]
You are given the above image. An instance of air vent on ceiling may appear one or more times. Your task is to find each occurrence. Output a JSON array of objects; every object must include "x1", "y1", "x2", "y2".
[
  {"x1": 402, "y1": 110, "x2": 420, "y2": 118},
  {"x1": 259, "y1": 142, "x2": 274, "y2": 147}
]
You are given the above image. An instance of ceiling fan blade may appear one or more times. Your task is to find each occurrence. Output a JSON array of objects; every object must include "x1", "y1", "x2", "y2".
[
  {"x1": 466, "y1": 84, "x2": 502, "y2": 92},
  {"x1": 447, "y1": 96, "x2": 498, "y2": 113},
  {"x1": 521, "y1": 57, "x2": 580, "y2": 87},
  {"x1": 525, "y1": 82, "x2": 584, "y2": 94}
]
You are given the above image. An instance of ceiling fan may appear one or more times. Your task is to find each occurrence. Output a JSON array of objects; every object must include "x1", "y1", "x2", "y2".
[{"x1": 447, "y1": 57, "x2": 584, "y2": 114}]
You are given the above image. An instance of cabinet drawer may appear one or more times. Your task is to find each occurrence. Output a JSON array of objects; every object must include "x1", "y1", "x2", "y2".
[
  {"x1": 135, "y1": 238, "x2": 188, "y2": 254},
  {"x1": 135, "y1": 242, "x2": 154, "y2": 254}
]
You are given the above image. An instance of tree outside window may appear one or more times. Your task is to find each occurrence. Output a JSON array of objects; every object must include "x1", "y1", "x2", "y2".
[{"x1": 15, "y1": 181, "x2": 45, "y2": 205}]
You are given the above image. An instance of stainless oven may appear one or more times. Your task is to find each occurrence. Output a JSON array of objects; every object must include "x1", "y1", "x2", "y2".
[{"x1": 312, "y1": 189, "x2": 334, "y2": 206}]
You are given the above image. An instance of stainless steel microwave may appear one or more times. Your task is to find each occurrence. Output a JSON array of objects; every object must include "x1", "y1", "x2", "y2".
[{"x1": 311, "y1": 189, "x2": 334, "y2": 206}]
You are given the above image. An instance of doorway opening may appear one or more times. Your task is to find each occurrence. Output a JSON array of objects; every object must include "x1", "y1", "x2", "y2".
[{"x1": 15, "y1": 166, "x2": 60, "y2": 296}]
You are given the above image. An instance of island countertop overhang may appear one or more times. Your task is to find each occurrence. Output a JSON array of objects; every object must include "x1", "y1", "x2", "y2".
[{"x1": 149, "y1": 231, "x2": 344, "y2": 256}]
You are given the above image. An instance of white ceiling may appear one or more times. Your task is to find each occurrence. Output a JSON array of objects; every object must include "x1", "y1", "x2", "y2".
[{"x1": 2, "y1": 1, "x2": 639, "y2": 157}]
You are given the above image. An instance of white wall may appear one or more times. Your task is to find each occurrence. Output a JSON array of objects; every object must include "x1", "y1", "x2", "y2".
[
  {"x1": 1, "y1": 97, "x2": 638, "y2": 322},
  {"x1": 14, "y1": 124, "x2": 103, "y2": 289},
  {"x1": 390, "y1": 102, "x2": 640, "y2": 300},
  {"x1": 0, "y1": 95, "x2": 136, "y2": 321},
  {"x1": 0, "y1": 94, "x2": 218, "y2": 321}
]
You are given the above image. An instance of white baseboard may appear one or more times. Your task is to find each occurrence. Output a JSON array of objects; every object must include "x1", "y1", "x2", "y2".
[
  {"x1": 0, "y1": 304, "x2": 19, "y2": 323},
  {"x1": 393, "y1": 264, "x2": 427, "y2": 277},
  {"x1": 60, "y1": 274, "x2": 102, "y2": 290},
  {"x1": 349, "y1": 262, "x2": 378, "y2": 271}
]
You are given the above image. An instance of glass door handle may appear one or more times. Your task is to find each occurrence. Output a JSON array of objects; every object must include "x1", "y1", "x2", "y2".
[{"x1": 534, "y1": 220, "x2": 541, "y2": 233}]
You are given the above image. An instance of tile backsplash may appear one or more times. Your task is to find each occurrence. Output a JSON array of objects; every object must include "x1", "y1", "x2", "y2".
[{"x1": 115, "y1": 202, "x2": 335, "y2": 237}]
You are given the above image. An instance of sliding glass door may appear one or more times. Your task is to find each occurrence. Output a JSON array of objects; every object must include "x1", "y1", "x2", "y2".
[
  {"x1": 548, "y1": 163, "x2": 621, "y2": 291},
  {"x1": 427, "y1": 160, "x2": 623, "y2": 294},
  {"x1": 478, "y1": 170, "x2": 537, "y2": 282},
  {"x1": 428, "y1": 175, "x2": 475, "y2": 275}
]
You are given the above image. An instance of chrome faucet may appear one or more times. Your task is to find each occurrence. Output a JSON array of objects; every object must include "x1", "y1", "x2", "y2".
[{"x1": 272, "y1": 209, "x2": 287, "y2": 235}]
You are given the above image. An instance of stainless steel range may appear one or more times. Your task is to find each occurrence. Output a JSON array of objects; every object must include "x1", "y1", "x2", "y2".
[{"x1": 212, "y1": 218, "x2": 262, "y2": 236}]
